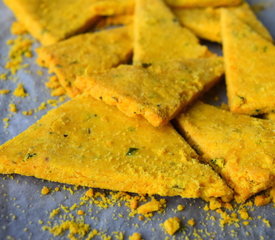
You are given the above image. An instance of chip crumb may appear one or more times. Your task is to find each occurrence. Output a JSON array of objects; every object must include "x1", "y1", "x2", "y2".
[
  {"x1": 177, "y1": 204, "x2": 185, "y2": 211},
  {"x1": 187, "y1": 218, "x2": 196, "y2": 226},
  {"x1": 129, "y1": 232, "x2": 142, "y2": 240},
  {"x1": 22, "y1": 110, "x2": 33, "y2": 116},
  {"x1": 41, "y1": 186, "x2": 50, "y2": 195},
  {"x1": 9, "y1": 103, "x2": 17, "y2": 113},
  {"x1": 0, "y1": 73, "x2": 8, "y2": 80},
  {"x1": 162, "y1": 217, "x2": 181, "y2": 235},
  {"x1": 137, "y1": 198, "x2": 162, "y2": 215},
  {"x1": 0, "y1": 89, "x2": 10, "y2": 95},
  {"x1": 77, "y1": 210, "x2": 85, "y2": 215},
  {"x1": 13, "y1": 84, "x2": 28, "y2": 97}
]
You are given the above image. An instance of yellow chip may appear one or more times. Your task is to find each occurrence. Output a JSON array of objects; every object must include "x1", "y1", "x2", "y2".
[
  {"x1": 176, "y1": 102, "x2": 275, "y2": 202},
  {"x1": 165, "y1": 0, "x2": 242, "y2": 8},
  {"x1": 76, "y1": 57, "x2": 224, "y2": 127},
  {"x1": 37, "y1": 27, "x2": 133, "y2": 97},
  {"x1": 133, "y1": 0, "x2": 211, "y2": 65},
  {"x1": 0, "y1": 95, "x2": 232, "y2": 201},
  {"x1": 92, "y1": 0, "x2": 134, "y2": 15},
  {"x1": 4, "y1": 0, "x2": 135, "y2": 45},
  {"x1": 221, "y1": 9, "x2": 275, "y2": 115},
  {"x1": 174, "y1": 3, "x2": 272, "y2": 43}
]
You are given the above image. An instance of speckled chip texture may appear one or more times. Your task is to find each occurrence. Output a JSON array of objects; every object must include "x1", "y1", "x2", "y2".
[
  {"x1": 76, "y1": 57, "x2": 224, "y2": 127},
  {"x1": 221, "y1": 9, "x2": 275, "y2": 115},
  {"x1": 3, "y1": 0, "x2": 99, "y2": 45},
  {"x1": 3, "y1": 0, "x2": 136, "y2": 45},
  {"x1": 165, "y1": 0, "x2": 242, "y2": 8},
  {"x1": 176, "y1": 102, "x2": 275, "y2": 202},
  {"x1": 173, "y1": 3, "x2": 272, "y2": 43},
  {"x1": 133, "y1": 0, "x2": 211, "y2": 66},
  {"x1": 37, "y1": 26, "x2": 133, "y2": 97},
  {"x1": 0, "y1": 95, "x2": 233, "y2": 202}
]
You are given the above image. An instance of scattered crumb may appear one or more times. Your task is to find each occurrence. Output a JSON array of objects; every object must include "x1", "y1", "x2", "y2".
[
  {"x1": 9, "y1": 103, "x2": 17, "y2": 113},
  {"x1": 0, "y1": 73, "x2": 8, "y2": 80},
  {"x1": 137, "y1": 198, "x2": 162, "y2": 215},
  {"x1": 0, "y1": 89, "x2": 10, "y2": 95},
  {"x1": 77, "y1": 210, "x2": 85, "y2": 215},
  {"x1": 13, "y1": 83, "x2": 28, "y2": 97},
  {"x1": 129, "y1": 232, "x2": 142, "y2": 240},
  {"x1": 177, "y1": 204, "x2": 185, "y2": 211},
  {"x1": 22, "y1": 110, "x2": 33, "y2": 116},
  {"x1": 162, "y1": 217, "x2": 180, "y2": 236},
  {"x1": 187, "y1": 218, "x2": 196, "y2": 226},
  {"x1": 41, "y1": 186, "x2": 50, "y2": 195}
]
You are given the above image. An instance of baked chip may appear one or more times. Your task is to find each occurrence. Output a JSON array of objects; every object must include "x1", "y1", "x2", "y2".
[
  {"x1": 165, "y1": 0, "x2": 242, "y2": 8},
  {"x1": 76, "y1": 57, "x2": 224, "y2": 127},
  {"x1": 37, "y1": 27, "x2": 133, "y2": 97},
  {"x1": 0, "y1": 95, "x2": 232, "y2": 201},
  {"x1": 3, "y1": 0, "x2": 135, "y2": 45},
  {"x1": 221, "y1": 9, "x2": 275, "y2": 115},
  {"x1": 176, "y1": 102, "x2": 275, "y2": 202},
  {"x1": 174, "y1": 3, "x2": 272, "y2": 43},
  {"x1": 133, "y1": 0, "x2": 211, "y2": 65}
]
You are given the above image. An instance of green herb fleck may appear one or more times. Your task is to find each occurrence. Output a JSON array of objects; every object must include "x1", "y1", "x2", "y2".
[
  {"x1": 24, "y1": 153, "x2": 37, "y2": 161},
  {"x1": 126, "y1": 148, "x2": 139, "y2": 156}
]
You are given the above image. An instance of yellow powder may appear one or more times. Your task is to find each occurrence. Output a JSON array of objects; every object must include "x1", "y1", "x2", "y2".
[
  {"x1": 129, "y1": 232, "x2": 142, "y2": 240},
  {"x1": 0, "y1": 73, "x2": 8, "y2": 80},
  {"x1": 37, "y1": 102, "x2": 47, "y2": 111},
  {"x1": 187, "y1": 218, "x2": 196, "y2": 226},
  {"x1": 49, "y1": 208, "x2": 61, "y2": 219},
  {"x1": 11, "y1": 21, "x2": 28, "y2": 35},
  {"x1": 9, "y1": 103, "x2": 17, "y2": 113},
  {"x1": 22, "y1": 110, "x2": 33, "y2": 116},
  {"x1": 209, "y1": 199, "x2": 222, "y2": 210},
  {"x1": 0, "y1": 89, "x2": 10, "y2": 95},
  {"x1": 43, "y1": 220, "x2": 90, "y2": 240},
  {"x1": 162, "y1": 217, "x2": 181, "y2": 236},
  {"x1": 238, "y1": 209, "x2": 250, "y2": 220},
  {"x1": 36, "y1": 70, "x2": 44, "y2": 76},
  {"x1": 13, "y1": 84, "x2": 28, "y2": 97},
  {"x1": 2, "y1": 118, "x2": 10, "y2": 128},
  {"x1": 41, "y1": 186, "x2": 50, "y2": 195},
  {"x1": 5, "y1": 36, "x2": 33, "y2": 74}
]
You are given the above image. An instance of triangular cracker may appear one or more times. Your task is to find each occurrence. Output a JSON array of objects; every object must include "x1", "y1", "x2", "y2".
[
  {"x1": 174, "y1": 2, "x2": 272, "y2": 43},
  {"x1": 3, "y1": 0, "x2": 134, "y2": 45},
  {"x1": 166, "y1": 0, "x2": 242, "y2": 8},
  {"x1": 176, "y1": 102, "x2": 275, "y2": 202},
  {"x1": 37, "y1": 27, "x2": 133, "y2": 97},
  {"x1": 76, "y1": 57, "x2": 224, "y2": 127},
  {"x1": 221, "y1": 9, "x2": 275, "y2": 114},
  {"x1": 133, "y1": 0, "x2": 211, "y2": 65},
  {"x1": 0, "y1": 95, "x2": 232, "y2": 201}
]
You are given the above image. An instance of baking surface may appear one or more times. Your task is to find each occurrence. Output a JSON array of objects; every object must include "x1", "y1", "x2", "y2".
[{"x1": 0, "y1": 0, "x2": 274, "y2": 239}]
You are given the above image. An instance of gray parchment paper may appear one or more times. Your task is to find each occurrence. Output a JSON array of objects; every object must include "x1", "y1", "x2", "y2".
[{"x1": 0, "y1": 0, "x2": 274, "y2": 239}]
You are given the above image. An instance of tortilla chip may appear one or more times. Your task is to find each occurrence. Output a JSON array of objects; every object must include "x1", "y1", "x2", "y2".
[
  {"x1": 0, "y1": 95, "x2": 232, "y2": 201},
  {"x1": 221, "y1": 9, "x2": 275, "y2": 115},
  {"x1": 174, "y1": 3, "x2": 272, "y2": 43},
  {"x1": 95, "y1": 14, "x2": 133, "y2": 30},
  {"x1": 174, "y1": 7, "x2": 221, "y2": 42},
  {"x1": 92, "y1": 0, "x2": 134, "y2": 15},
  {"x1": 76, "y1": 57, "x2": 224, "y2": 127},
  {"x1": 165, "y1": 0, "x2": 242, "y2": 8},
  {"x1": 133, "y1": 0, "x2": 211, "y2": 65},
  {"x1": 37, "y1": 27, "x2": 133, "y2": 97},
  {"x1": 176, "y1": 102, "x2": 275, "y2": 202},
  {"x1": 3, "y1": 0, "x2": 135, "y2": 45}
]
